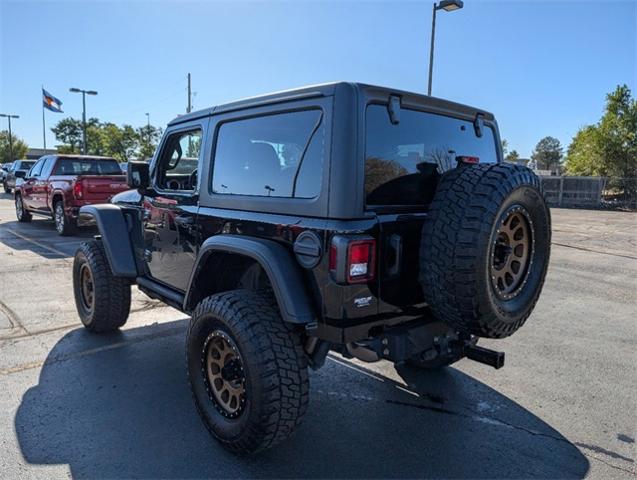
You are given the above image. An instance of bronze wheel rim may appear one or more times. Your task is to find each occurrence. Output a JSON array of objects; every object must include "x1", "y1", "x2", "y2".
[
  {"x1": 203, "y1": 330, "x2": 246, "y2": 419},
  {"x1": 490, "y1": 206, "x2": 534, "y2": 300},
  {"x1": 79, "y1": 263, "x2": 95, "y2": 312}
]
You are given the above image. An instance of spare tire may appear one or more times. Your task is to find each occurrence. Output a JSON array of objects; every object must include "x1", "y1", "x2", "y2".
[{"x1": 420, "y1": 163, "x2": 551, "y2": 339}]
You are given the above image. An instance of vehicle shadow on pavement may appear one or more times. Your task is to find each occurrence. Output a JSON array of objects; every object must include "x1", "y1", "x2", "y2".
[
  {"x1": 0, "y1": 218, "x2": 95, "y2": 259},
  {"x1": 15, "y1": 320, "x2": 589, "y2": 479}
]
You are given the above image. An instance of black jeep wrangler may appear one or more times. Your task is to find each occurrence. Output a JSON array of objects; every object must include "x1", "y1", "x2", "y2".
[{"x1": 72, "y1": 82, "x2": 551, "y2": 454}]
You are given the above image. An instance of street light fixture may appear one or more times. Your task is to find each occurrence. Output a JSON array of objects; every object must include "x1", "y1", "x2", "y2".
[
  {"x1": 0, "y1": 113, "x2": 20, "y2": 161},
  {"x1": 427, "y1": 0, "x2": 464, "y2": 96},
  {"x1": 69, "y1": 87, "x2": 98, "y2": 154}
]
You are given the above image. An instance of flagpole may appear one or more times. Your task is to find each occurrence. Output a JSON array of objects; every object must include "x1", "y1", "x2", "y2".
[{"x1": 41, "y1": 86, "x2": 47, "y2": 149}]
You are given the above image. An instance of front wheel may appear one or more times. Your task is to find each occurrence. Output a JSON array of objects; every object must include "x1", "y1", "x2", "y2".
[
  {"x1": 73, "y1": 240, "x2": 131, "y2": 332},
  {"x1": 187, "y1": 290, "x2": 309, "y2": 454},
  {"x1": 15, "y1": 194, "x2": 32, "y2": 222}
]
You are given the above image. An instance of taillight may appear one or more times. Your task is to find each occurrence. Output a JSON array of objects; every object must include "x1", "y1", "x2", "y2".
[
  {"x1": 73, "y1": 181, "x2": 83, "y2": 199},
  {"x1": 329, "y1": 236, "x2": 376, "y2": 284},
  {"x1": 347, "y1": 240, "x2": 375, "y2": 283}
]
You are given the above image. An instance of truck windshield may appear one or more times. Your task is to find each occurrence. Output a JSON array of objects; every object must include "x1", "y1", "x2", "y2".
[
  {"x1": 365, "y1": 105, "x2": 498, "y2": 207},
  {"x1": 53, "y1": 158, "x2": 122, "y2": 176}
]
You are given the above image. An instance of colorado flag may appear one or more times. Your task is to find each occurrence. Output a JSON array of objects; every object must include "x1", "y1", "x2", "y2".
[{"x1": 43, "y1": 89, "x2": 63, "y2": 113}]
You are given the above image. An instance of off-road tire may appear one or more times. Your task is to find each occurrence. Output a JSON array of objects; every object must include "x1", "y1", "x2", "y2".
[
  {"x1": 420, "y1": 163, "x2": 551, "y2": 339},
  {"x1": 15, "y1": 194, "x2": 32, "y2": 222},
  {"x1": 73, "y1": 240, "x2": 131, "y2": 332},
  {"x1": 54, "y1": 200, "x2": 76, "y2": 236},
  {"x1": 187, "y1": 290, "x2": 309, "y2": 454}
]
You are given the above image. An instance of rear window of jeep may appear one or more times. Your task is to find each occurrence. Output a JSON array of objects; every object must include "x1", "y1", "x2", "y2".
[{"x1": 365, "y1": 104, "x2": 498, "y2": 207}]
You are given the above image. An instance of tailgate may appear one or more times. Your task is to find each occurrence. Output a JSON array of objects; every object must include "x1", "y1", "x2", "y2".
[{"x1": 79, "y1": 175, "x2": 128, "y2": 202}]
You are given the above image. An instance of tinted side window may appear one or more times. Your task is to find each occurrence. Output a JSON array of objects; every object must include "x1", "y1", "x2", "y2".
[
  {"x1": 365, "y1": 105, "x2": 498, "y2": 207},
  {"x1": 156, "y1": 129, "x2": 202, "y2": 191},
  {"x1": 28, "y1": 159, "x2": 45, "y2": 177},
  {"x1": 212, "y1": 109, "x2": 324, "y2": 198},
  {"x1": 40, "y1": 157, "x2": 56, "y2": 178}
]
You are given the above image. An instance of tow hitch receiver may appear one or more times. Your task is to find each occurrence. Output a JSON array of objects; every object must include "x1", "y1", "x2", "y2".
[{"x1": 464, "y1": 344, "x2": 505, "y2": 369}]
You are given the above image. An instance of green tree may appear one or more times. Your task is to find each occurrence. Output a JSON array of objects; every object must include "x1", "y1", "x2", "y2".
[
  {"x1": 531, "y1": 136, "x2": 563, "y2": 171},
  {"x1": 501, "y1": 139, "x2": 509, "y2": 157},
  {"x1": 505, "y1": 149, "x2": 521, "y2": 163},
  {"x1": 597, "y1": 85, "x2": 637, "y2": 178},
  {"x1": 0, "y1": 130, "x2": 28, "y2": 163},
  {"x1": 99, "y1": 123, "x2": 139, "y2": 162},
  {"x1": 51, "y1": 117, "x2": 164, "y2": 161},
  {"x1": 565, "y1": 85, "x2": 637, "y2": 179},
  {"x1": 51, "y1": 117, "x2": 83, "y2": 153},
  {"x1": 137, "y1": 125, "x2": 162, "y2": 159},
  {"x1": 564, "y1": 126, "x2": 603, "y2": 175},
  {"x1": 52, "y1": 117, "x2": 103, "y2": 154}
]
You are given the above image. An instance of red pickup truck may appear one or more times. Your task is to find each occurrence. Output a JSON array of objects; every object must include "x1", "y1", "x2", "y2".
[{"x1": 14, "y1": 155, "x2": 128, "y2": 235}]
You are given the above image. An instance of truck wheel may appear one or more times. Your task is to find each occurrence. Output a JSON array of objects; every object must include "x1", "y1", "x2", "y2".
[
  {"x1": 54, "y1": 201, "x2": 76, "y2": 236},
  {"x1": 73, "y1": 240, "x2": 131, "y2": 332},
  {"x1": 186, "y1": 290, "x2": 309, "y2": 454},
  {"x1": 15, "y1": 194, "x2": 32, "y2": 222},
  {"x1": 420, "y1": 163, "x2": 551, "y2": 339}
]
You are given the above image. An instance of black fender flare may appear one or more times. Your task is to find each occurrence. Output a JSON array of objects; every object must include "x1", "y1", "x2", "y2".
[
  {"x1": 78, "y1": 204, "x2": 137, "y2": 278},
  {"x1": 184, "y1": 235, "x2": 316, "y2": 325}
]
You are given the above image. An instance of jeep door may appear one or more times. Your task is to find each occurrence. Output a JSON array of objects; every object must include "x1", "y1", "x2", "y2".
[{"x1": 143, "y1": 121, "x2": 207, "y2": 291}]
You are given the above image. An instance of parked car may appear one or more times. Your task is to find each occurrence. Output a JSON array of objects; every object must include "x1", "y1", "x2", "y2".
[
  {"x1": 14, "y1": 155, "x2": 128, "y2": 235},
  {"x1": 4, "y1": 160, "x2": 35, "y2": 193},
  {"x1": 72, "y1": 82, "x2": 551, "y2": 454},
  {"x1": 1, "y1": 162, "x2": 14, "y2": 185}
]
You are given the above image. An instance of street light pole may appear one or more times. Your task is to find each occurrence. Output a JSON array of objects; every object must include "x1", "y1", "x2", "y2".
[
  {"x1": 0, "y1": 113, "x2": 20, "y2": 161},
  {"x1": 69, "y1": 87, "x2": 98, "y2": 154},
  {"x1": 427, "y1": 4, "x2": 437, "y2": 96},
  {"x1": 427, "y1": 0, "x2": 464, "y2": 96}
]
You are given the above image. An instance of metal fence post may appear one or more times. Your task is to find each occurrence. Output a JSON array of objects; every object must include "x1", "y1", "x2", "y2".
[{"x1": 558, "y1": 177, "x2": 564, "y2": 207}]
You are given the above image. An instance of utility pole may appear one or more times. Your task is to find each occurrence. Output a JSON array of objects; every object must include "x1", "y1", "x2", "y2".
[
  {"x1": 0, "y1": 113, "x2": 19, "y2": 161},
  {"x1": 187, "y1": 73, "x2": 192, "y2": 113}
]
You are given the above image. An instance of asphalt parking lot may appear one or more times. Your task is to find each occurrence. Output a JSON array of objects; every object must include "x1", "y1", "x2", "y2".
[{"x1": 0, "y1": 192, "x2": 635, "y2": 479}]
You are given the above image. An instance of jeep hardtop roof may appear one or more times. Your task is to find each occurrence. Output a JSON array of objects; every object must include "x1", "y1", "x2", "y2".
[{"x1": 168, "y1": 82, "x2": 495, "y2": 126}]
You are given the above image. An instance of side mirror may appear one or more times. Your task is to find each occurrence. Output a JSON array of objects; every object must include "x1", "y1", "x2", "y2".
[
  {"x1": 14, "y1": 170, "x2": 27, "y2": 179},
  {"x1": 127, "y1": 161, "x2": 150, "y2": 190}
]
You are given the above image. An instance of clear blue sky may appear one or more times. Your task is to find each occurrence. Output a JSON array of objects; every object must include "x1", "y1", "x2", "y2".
[{"x1": 1, "y1": 0, "x2": 635, "y2": 158}]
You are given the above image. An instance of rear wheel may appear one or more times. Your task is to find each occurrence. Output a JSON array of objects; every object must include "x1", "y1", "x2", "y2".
[
  {"x1": 73, "y1": 240, "x2": 131, "y2": 332},
  {"x1": 186, "y1": 290, "x2": 309, "y2": 454},
  {"x1": 54, "y1": 201, "x2": 76, "y2": 236},
  {"x1": 15, "y1": 194, "x2": 32, "y2": 222},
  {"x1": 420, "y1": 163, "x2": 551, "y2": 339}
]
